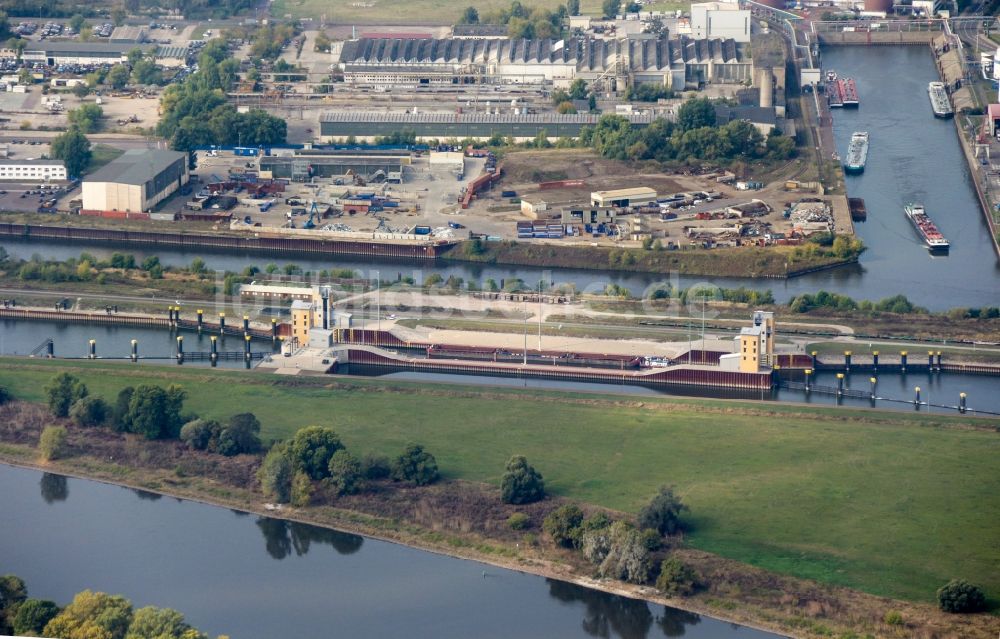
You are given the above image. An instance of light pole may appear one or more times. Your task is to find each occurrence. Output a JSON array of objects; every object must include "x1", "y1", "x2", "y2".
[
  {"x1": 375, "y1": 270, "x2": 380, "y2": 331},
  {"x1": 537, "y1": 280, "x2": 542, "y2": 352},
  {"x1": 523, "y1": 301, "x2": 528, "y2": 366}
]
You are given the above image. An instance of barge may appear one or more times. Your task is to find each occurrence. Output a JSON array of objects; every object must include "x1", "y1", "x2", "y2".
[
  {"x1": 904, "y1": 203, "x2": 949, "y2": 251},
  {"x1": 928, "y1": 81, "x2": 954, "y2": 118},
  {"x1": 839, "y1": 77, "x2": 859, "y2": 107},
  {"x1": 844, "y1": 131, "x2": 869, "y2": 174}
]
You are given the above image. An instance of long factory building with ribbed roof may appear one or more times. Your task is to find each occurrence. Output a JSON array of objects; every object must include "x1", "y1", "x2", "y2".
[{"x1": 337, "y1": 35, "x2": 751, "y2": 89}]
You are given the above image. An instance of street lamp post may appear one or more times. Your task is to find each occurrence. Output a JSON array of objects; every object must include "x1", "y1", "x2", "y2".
[{"x1": 375, "y1": 270, "x2": 380, "y2": 332}]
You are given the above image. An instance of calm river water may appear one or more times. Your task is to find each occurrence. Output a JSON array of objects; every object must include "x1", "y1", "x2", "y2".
[{"x1": 0, "y1": 464, "x2": 781, "y2": 639}]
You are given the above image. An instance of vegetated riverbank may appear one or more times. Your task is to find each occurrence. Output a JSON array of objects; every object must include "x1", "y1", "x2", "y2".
[
  {"x1": 441, "y1": 238, "x2": 861, "y2": 279},
  {"x1": 0, "y1": 359, "x2": 998, "y2": 639}
]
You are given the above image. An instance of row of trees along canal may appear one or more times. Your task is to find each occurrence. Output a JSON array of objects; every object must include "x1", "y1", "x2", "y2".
[
  {"x1": 6, "y1": 372, "x2": 992, "y2": 614},
  {"x1": 4, "y1": 249, "x2": 1000, "y2": 336}
]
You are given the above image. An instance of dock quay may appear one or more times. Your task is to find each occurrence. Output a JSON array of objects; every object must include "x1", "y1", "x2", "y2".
[{"x1": 0, "y1": 223, "x2": 454, "y2": 260}]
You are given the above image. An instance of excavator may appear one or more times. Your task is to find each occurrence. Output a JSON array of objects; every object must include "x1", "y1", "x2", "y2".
[{"x1": 303, "y1": 201, "x2": 318, "y2": 229}]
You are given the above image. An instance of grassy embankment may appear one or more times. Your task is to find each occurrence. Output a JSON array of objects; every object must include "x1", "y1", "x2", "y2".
[
  {"x1": 442, "y1": 240, "x2": 858, "y2": 279},
  {"x1": 0, "y1": 358, "x2": 997, "y2": 606}
]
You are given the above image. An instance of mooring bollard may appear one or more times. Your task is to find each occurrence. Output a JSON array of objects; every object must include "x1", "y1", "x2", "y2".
[
  {"x1": 844, "y1": 350, "x2": 851, "y2": 372},
  {"x1": 914, "y1": 386, "x2": 921, "y2": 409},
  {"x1": 900, "y1": 350, "x2": 908, "y2": 373},
  {"x1": 197, "y1": 309, "x2": 204, "y2": 332},
  {"x1": 836, "y1": 372, "x2": 844, "y2": 396},
  {"x1": 804, "y1": 368, "x2": 812, "y2": 392},
  {"x1": 244, "y1": 335, "x2": 252, "y2": 370},
  {"x1": 219, "y1": 312, "x2": 226, "y2": 335},
  {"x1": 928, "y1": 350, "x2": 935, "y2": 372},
  {"x1": 870, "y1": 377, "x2": 877, "y2": 402},
  {"x1": 88, "y1": 339, "x2": 96, "y2": 359},
  {"x1": 936, "y1": 351, "x2": 942, "y2": 371},
  {"x1": 872, "y1": 350, "x2": 879, "y2": 371},
  {"x1": 271, "y1": 318, "x2": 278, "y2": 342},
  {"x1": 46, "y1": 341, "x2": 54, "y2": 358},
  {"x1": 210, "y1": 336, "x2": 218, "y2": 367},
  {"x1": 131, "y1": 339, "x2": 138, "y2": 363},
  {"x1": 810, "y1": 350, "x2": 818, "y2": 370},
  {"x1": 176, "y1": 336, "x2": 184, "y2": 365},
  {"x1": 243, "y1": 315, "x2": 250, "y2": 337},
  {"x1": 959, "y1": 392, "x2": 967, "y2": 414}
]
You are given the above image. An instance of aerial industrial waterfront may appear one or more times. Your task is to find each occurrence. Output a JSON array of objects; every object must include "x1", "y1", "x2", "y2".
[{"x1": 0, "y1": 2, "x2": 998, "y2": 639}]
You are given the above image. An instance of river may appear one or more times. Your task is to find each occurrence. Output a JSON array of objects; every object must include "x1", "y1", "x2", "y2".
[
  {"x1": 0, "y1": 464, "x2": 781, "y2": 639},
  {"x1": 2, "y1": 319, "x2": 997, "y2": 414}
]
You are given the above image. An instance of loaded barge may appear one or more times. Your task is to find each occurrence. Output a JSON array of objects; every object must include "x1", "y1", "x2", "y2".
[
  {"x1": 844, "y1": 131, "x2": 869, "y2": 174},
  {"x1": 928, "y1": 81, "x2": 954, "y2": 118},
  {"x1": 904, "y1": 203, "x2": 949, "y2": 251},
  {"x1": 825, "y1": 70, "x2": 844, "y2": 108},
  {"x1": 839, "y1": 77, "x2": 859, "y2": 107}
]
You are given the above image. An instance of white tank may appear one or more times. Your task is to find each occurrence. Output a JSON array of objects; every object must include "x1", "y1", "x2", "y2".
[{"x1": 511, "y1": 98, "x2": 518, "y2": 106}]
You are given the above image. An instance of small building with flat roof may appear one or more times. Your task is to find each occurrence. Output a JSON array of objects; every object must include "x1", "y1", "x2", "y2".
[
  {"x1": 82, "y1": 149, "x2": 188, "y2": 213},
  {"x1": 0, "y1": 158, "x2": 67, "y2": 182},
  {"x1": 590, "y1": 187, "x2": 657, "y2": 208}
]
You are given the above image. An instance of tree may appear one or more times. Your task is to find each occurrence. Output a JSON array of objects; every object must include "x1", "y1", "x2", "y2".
[
  {"x1": 69, "y1": 396, "x2": 108, "y2": 428},
  {"x1": 391, "y1": 443, "x2": 439, "y2": 486},
  {"x1": 638, "y1": 486, "x2": 688, "y2": 536},
  {"x1": 656, "y1": 557, "x2": 700, "y2": 596},
  {"x1": 12, "y1": 599, "x2": 60, "y2": 636},
  {"x1": 290, "y1": 471, "x2": 313, "y2": 507},
  {"x1": 216, "y1": 412, "x2": 262, "y2": 456},
  {"x1": 43, "y1": 590, "x2": 132, "y2": 639},
  {"x1": 327, "y1": 449, "x2": 363, "y2": 496},
  {"x1": 568, "y1": 78, "x2": 588, "y2": 100},
  {"x1": 131, "y1": 59, "x2": 161, "y2": 86},
  {"x1": 45, "y1": 372, "x2": 88, "y2": 418},
  {"x1": 17, "y1": 67, "x2": 31, "y2": 85},
  {"x1": 937, "y1": 579, "x2": 986, "y2": 613},
  {"x1": 556, "y1": 100, "x2": 577, "y2": 114},
  {"x1": 125, "y1": 385, "x2": 187, "y2": 440},
  {"x1": 602, "y1": 0, "x2": 621, "y2": 18},
  {"x1": 50, "y1": 128, "x2": 92, "y2": 179},
  {"x1": 72, "y1": 82, "x2": 89, "y2": 98},
  {"x1": 111, "y1": 387, "x2": 134, "y2": 433},
  {"x1": 68, "y1": 14, "x2": 86, "y2": 33},
  {"x1": 360, "y1": 453, "x2": 392, "y2": 480},
  {"x1": 567, "y1": 0, "x2": 580, "y2": 15},
  {"x1": 258, "y1": 444, "x2": 294, "y2": 503},
  {"x1": 39, "y1": 425, "x2": 68, "y2": 461},
  {"x1": 543, "y1": 504, "x2": 584, "y2": 548},
  {"x1": 111, "y1": 7, "x2": 126, "y2": 27},
  {"x1": 68, "y1": 104, "x2": 103, "y2": 133},
  {"x1": 676, "y1": 97, "x2": 716, "y2": 132},
  {"x1": 125, "y1": 606, "x2": 203, "y2": 639},
  {"x1": 500, "y1": 455, "x2": 545, "y2": 505},
  {"x1": 106, "y1": 63, "x2": 130, "y2": 90},
  {"x1": 459, "y1": 6, "x2": 480, "y2": 23},
  {"x1": 179, "y1": 418, "x2": 215, "y2": 450},
  {"x1": 582, "y1": 521, "x2": 651, "y2": 584},
  {"x1": 0, "y1": 573, "x2": 27, "y2": 613},
  {"x1": 0, "y1": 385, "x2": 11, "y2": 406},
  {"x1": 289, "y1": 426, "x2": 344, "y2": 480}
]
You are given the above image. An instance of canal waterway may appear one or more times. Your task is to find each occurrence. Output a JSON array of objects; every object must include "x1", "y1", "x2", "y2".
[
  {"x1": 2, "y1": 320, "x2": 996, "y2": 415},
  {"x1": 823, "y1": 45, "x2": 1000, "y2": 305},
  {"x1": 0, "y1": 464, "x2": 782, "y2": 639}
]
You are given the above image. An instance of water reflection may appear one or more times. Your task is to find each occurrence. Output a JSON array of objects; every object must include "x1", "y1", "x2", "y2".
[
  {"x1": 656, "y1": 607, "x2": 701, "y2": 637},
  {"x1": 132, "y1": 488, "x2": 163, "y2": 501},
  {"x1": 39, "y1": 473, "x2": 68, "y2": 504},
  {"x1": 255, "y1": 517, "x2": 364, "y2": 560},
  {"x1": 548, "y1": 579, "x2": 654, "y2": 638}
]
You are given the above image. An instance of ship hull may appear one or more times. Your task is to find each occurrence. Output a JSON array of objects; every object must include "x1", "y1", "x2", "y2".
[{"x1": 904, "y1": 206, "x2": 949, "y2": 251}]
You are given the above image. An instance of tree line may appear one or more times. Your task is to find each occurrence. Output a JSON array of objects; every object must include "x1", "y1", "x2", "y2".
[
  {"x1": 458, "y1": 1, "x2": 572, "y2": 40},
  {"x1": 0, "y1": 572, "x2": 222, "y2": 639}
]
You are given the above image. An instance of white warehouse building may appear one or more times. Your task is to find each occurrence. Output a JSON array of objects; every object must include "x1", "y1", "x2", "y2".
[
  {"x1": 0, "y1": 159, "x2": 67, "y2": 182},
  {"x1": 690, "y1": 2, "x2": 751, "y2": 43},
  {"x1": 82, "y1": 149, "x2": 188, "y2": 213}
]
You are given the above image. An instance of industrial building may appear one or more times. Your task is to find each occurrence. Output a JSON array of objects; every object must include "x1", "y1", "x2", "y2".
[
  {"x1": 591, "y1": 187, "x2": 657, "y2": 208},
  {"x1": 109, "y1": 25, "x2": 148, "y2": 43},
  {"x1": 319, "y1": 111, "x2": 657, "y2": 141},
  {"x1": 0, "y1": 158, "x2": 67, "y2": 182},
  {"x1": 337, "y1": 35, "x2": 751, "y2": 89},
  {"x1": 260, "y1": 149, "x2": 410, "y2": 181},
  {"x1": 690, "y1": 2, "x2": 751, "y2": 42},
  {"x1": 16, "y1": 42, "x2": 154, "y2": 66},
  {"x1": 719, "y1": 310, "x2": 774, "y2": 373},
  {"x1": 82, "y1": 149, "x2": 188, "y2": 213}
]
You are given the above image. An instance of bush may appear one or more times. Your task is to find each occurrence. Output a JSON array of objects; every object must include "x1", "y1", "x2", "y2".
[
  {"x1": 69, "y1": 396, "x2": 108, "y2": 428},
  {"x1": 39, "y1": 426, "x2": 68, "y2": 461},
  {"x1": 638, "y1": 486, "x2": 688, "y2": 536},
  {"x1": 179, "y1": 419, "x2": 215, "y2": 450},
  {"x1": 391, "y1": 443, "x2": 439, "y2": 486},
  {"x1": 883, "y1": 610, "x2": 904, "y2": 626},
  {"x1": 656, "y1": 557, "x2": 700, "y2": 596},
  {"x1": 500, "y1": 455, "x2": 545, "y2": 505},
  {"x1": 0, "y1": 385, "x2": 11, "y2": 405},
  {"x1": 290, "y1": 471, "x2": 313, "y2": 507},
  {"x1": 360, "y1": 453, "x2": 392, "y2": 480},
  {"x1": 584, "y1": 521, "x2": 651, "y2": 584},
  {"x1": 543, "y1": 504, "x2": 584, "y2": 548},
  {"x1": 507, "y1": 513, "x2": 531, "y2": 530},
  {"x1": 289, "y1": 426, "x2": 344, "y2": 480},
  {"x1": 12, "y1": 599, "x2": 60, "y2": 636},
  {"x1": 258, "y1": 443, "x2": 294, "y2": 504},
  {"x1": 327, "y1": 449, "x2": 363, "y2": 496},
  {"x1": 937, "y1": 579, "x2": 986, "y2": 613}
]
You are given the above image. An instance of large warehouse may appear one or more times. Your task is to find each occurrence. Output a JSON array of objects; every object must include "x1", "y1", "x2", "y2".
[
  {"x1": 260, "y1": 149, "x2": 410, "y2": 181},
  {"x1": 319, "y1": 111, "x2": 658, "y2": 142},
  {"x1": 337, "y1": 35, "x2": 751, "y2": 89},
  {"x1": 82, "y1": 149, "x2": 188, "y2": 213},
  {"x1": 16, "y1": 42, "x2": 154, "y2": 66}
]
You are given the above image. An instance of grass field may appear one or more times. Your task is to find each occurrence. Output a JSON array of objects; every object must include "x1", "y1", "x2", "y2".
[{"x1": 1, "y1": 358, "x2": 998, "y2": 604}]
